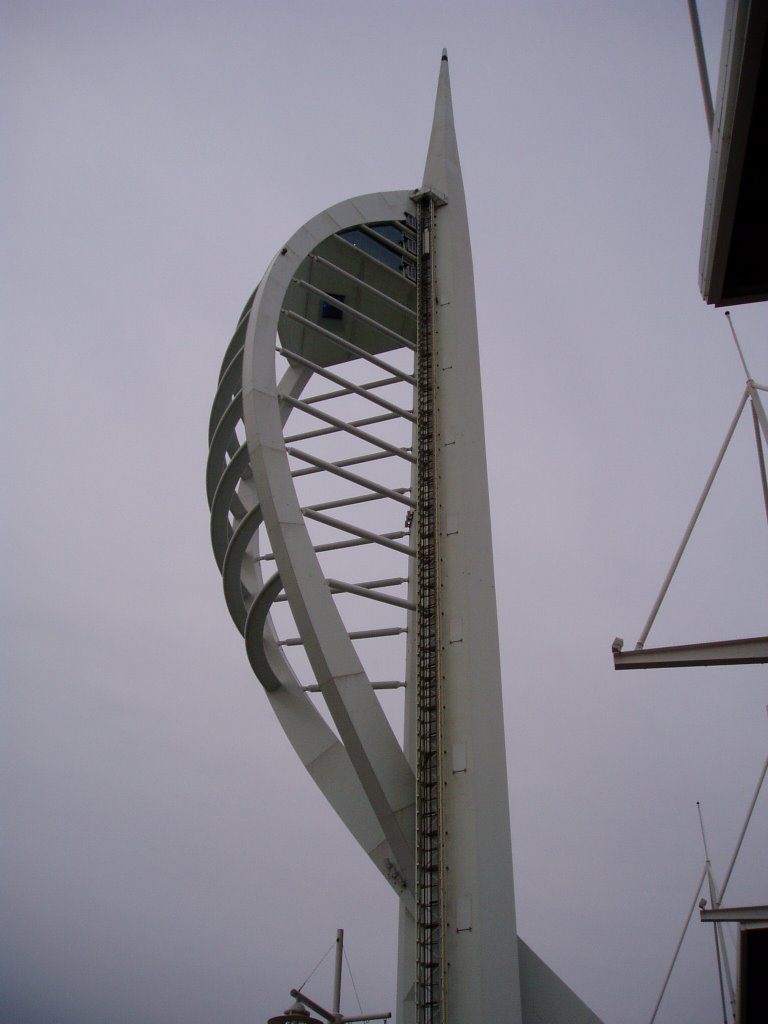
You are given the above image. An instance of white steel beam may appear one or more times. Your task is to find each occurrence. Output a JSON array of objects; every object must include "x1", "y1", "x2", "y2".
[
  {"x1": 277, "y1": 348, "x2": 415, "y2": 420},
  {"x1": 282, "y1": 396, "x2": 415, "y2": 462},
  {"x1": 310, "y1": 253, "x2": 416, "y2": 317},
  {"x1": 700, "y1": 906, "x2": 768, "y2": 923},
  {"x1": 282, "y1": 309, "x2": 415, "y2": 382},
  {"x1": 289, "y1": 448, "x2": 415, "y2": 507},
  {"x1": 613, "y1": 635, "x2": 768, "y2": 669},
  {"x1": 292, "y1": 278, "x2": 416, "y2": 350}
]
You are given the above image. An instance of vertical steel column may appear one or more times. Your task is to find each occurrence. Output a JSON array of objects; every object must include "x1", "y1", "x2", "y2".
[
  {"x1": 333, "y1": 929, "x2": 343, "y2": 1015},
  {"x1": 414, "y1": 194, "x2": 445, "y2": 1024}
]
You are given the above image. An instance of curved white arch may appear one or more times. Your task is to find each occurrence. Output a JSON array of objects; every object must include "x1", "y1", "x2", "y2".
[
  {"x1": 208, "y1": 354, "x2": 413, "y2": 899},
  {"x1": 207, "y1": 192, "x2": 418, "y2": 896},
  {"x1": 241, "y1": 191, "x2": 417, "y2": 892}
]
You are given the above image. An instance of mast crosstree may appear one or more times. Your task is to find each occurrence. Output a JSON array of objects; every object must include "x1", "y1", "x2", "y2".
[{"x1": 207, "y1": 53, "x2": 602, "y2": 1024}]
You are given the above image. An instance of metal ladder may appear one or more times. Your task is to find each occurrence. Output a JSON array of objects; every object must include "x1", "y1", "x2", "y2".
[{"x1": 415, "y1": 195, "x2": 444, "y2": 1024}]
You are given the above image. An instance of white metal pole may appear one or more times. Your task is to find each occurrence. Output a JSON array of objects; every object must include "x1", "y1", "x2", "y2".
[
  {"x1": 697, "y1": 803, "x2": 735, "y2": 1020},
  {"x1": 704, "y1": 861, "x2": 734, "y2": 1023},
  {"x1": 333, "y1": 929, "x2": 344, "y2": 1016},
  {"x1": 686, "y1": 0, "x2": 714, "y2": 134},
  {"x1": 648, "y1": 863, "x2": 707, "y2": 1024},
  {"x1": 748, "y1": 382, "x2": 768, "y2": 447},
  {"x1": 718, "y1": 751, "x2": 768, "y2": 905},
  {"x1": 750, "y1": 403, "x2": 768, "y2": 526},
  {"x1": 636, "y1": 388, "x2": 750, "y2": 649},
  {"x1": 724, "y1": 311, "x2": 752, "y2": 380}
]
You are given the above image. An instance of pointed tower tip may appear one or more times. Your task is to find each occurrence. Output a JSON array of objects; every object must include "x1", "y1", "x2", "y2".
[{"x1": 422, "y1": 48, "x2": 460, "y2": 197}]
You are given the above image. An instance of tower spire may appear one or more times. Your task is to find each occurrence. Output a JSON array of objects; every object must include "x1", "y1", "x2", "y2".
[
  {"x1": 209, "y1": 50, "x2": 605, "y2": 1024},
  {"x1": 422, "y1": 50, "x2": 464, "y2": 200}
]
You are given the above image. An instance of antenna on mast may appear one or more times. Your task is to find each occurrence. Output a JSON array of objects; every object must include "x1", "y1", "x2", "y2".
[
  {"x1": 268, "y1": 928, "x2": 391, "y2": 1024},
  {"x1": 724, "y1": 311, "x2": 752, "y2": 381}
]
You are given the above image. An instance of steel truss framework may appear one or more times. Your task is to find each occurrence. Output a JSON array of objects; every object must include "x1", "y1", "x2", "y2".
[{"x1": 208, "y1": 55, "x2": 603, "y2": 1024}]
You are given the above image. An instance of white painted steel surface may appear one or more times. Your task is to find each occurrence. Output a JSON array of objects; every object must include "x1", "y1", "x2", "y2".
[
  {"x1": 207, "y1": 53, "x2": 604, "y2": 1024},
  {"x1": 414, "y1": 54, "x2": 522, "y2": 1024}
]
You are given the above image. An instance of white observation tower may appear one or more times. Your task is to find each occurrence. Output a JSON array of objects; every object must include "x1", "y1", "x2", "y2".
[{"x1": 207, "y1": 53, "x2": 602, "y2": 1024}]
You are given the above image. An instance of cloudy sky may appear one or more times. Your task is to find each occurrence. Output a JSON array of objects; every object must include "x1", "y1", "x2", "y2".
[{"x1": 4, "y1": 2, "x2": 767, "y2": 1023}]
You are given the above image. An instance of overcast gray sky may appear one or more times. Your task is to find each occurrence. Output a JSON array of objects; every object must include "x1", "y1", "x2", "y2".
[{"x1": 3, "y1": 2, "x2": 767, "y2": 1023}]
